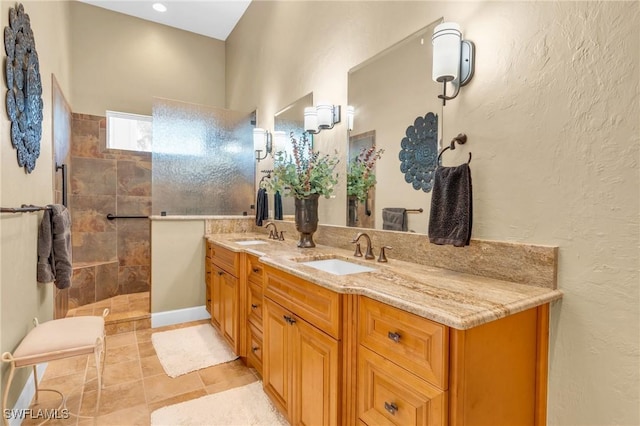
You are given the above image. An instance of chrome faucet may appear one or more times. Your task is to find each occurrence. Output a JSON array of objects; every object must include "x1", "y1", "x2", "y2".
[
  {"x1": 352, "y1": 232, "x2": 375, "y2": 260},
  {"x1": 264, "y1": 222, "x2": 284, "y2": 241}
]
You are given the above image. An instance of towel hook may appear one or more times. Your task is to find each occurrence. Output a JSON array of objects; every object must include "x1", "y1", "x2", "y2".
[{"x1": 437, "y1": 133, "x2": 471, "y2": 164}]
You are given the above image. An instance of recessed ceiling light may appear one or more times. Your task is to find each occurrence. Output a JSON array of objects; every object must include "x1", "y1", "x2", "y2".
[{"x1": 152, "y1": 3, "x2": 167, "y2": 13}]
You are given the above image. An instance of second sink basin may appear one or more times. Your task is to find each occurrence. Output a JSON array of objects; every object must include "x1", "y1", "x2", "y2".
[
  {"x1": 233, "y1": 238, "x2": 268, "y2": 246},
  {"x1": 300, "y1": 258, "x2": 376, "y2": 276}
]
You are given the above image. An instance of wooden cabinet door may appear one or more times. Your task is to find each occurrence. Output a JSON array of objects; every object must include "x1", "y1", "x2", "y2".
[
  {"x1": 211, "y1": 265, "x2": 223, "y2": 329},
  {"x1": 220, "y1": 271, "x2": 239, "y2": 353},
  {"x1": 292, "y1": 313, "x2": 340, "y2": 426},
  {"x1": 263, "y1": 298, "x2": 291, "y2": 417}
]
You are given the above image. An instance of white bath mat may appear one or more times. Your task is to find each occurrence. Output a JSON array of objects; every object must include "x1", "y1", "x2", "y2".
[
  {"x1": 150, "y1": 381, "x2": 289, "y2": 426},
  {"x1": 151, "y1": 324, "x2": 237, "y2": 378}
]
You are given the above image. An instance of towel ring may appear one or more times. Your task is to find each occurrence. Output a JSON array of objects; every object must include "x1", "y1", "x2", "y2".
[{"x1": 438, "y1": 133, "x2": 471, "y2": 164}]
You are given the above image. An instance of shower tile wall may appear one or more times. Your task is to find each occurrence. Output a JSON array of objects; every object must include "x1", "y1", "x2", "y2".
[{"x1": 69, "y1": 113, "x2": 151, "y2": 308}]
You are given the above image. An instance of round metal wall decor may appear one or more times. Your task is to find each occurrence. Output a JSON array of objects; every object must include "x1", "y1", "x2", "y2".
[
  {"x1": 4, "y1": 3, "x2": 43, "y2": 173},
  {"x1": 398, "y1": 112, "x2": 438, "y2": 192}
]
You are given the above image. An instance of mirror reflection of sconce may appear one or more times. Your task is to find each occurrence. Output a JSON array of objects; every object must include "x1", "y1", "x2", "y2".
[
  {"x1": 432, "y1": 22, "x2": 475, "y2": 105},
  {"x1": 304, "y1": 102, "x2": 341, "y2": 134},
  {"x1": 346, "y1": 105, "x2": 355, "y2": 131},
  {"x1": 253, "y1": 128, "x2": 272, "y2": 161}
]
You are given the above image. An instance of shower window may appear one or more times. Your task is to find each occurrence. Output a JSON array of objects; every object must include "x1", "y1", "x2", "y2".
[{"x1": 106, "y1": 110, "x2": 152, "y2": 152}]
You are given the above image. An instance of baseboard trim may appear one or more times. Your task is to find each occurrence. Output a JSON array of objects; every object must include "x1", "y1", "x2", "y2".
[
  {"x1": 151, "y1": 306, "x2": 209, "y2": 328},
  {"x1": 7, "y1": 363, "x2": 47, "y2": 426}
]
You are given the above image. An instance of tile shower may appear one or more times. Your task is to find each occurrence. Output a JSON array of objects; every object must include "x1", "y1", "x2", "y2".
[{"x1": 69, "y1": 113, "x2": 151, "y2": 312}]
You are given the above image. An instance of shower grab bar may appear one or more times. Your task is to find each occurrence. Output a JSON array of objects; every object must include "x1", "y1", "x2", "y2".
[
  {"x1": 56, "y1": 163, "x2": 67, "y2": 207},
  {"x1": 106, "y1": 214, "x2": 149, "y2": 220}
]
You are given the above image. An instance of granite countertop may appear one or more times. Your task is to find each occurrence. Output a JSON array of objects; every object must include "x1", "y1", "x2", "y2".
[{"x1": 206, "y1": 232, "x2": 563, "y2": 330}]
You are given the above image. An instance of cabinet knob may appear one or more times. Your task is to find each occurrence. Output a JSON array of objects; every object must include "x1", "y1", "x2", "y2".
[
  {"x1": 252, "y1": 346, "x2": 260, "y2": 353},
  {"x1": 217, "y1": 271, "x2": 224, "y2": 276},
  {"x1": 283, "y1": 315, "x2": 296, "y2": 325},
  {"x1": 384, "y1": 402, "x2": 398, "y2": 415},
  {"x1": 252, "y1": 267, "x2": 261, "y2": 273},
  {"x1": 251, "y1": 304, "x2": 258, "y2": 309},
  {"x1": 387, "y1": 331, "x2": 401, "y2": 343}
]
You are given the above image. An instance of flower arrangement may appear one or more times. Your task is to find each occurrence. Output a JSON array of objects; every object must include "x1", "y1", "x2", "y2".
[
  {"x1": 347, "y1": 146, "x2": 384, "y2": 203},
  {"x1": 267, "y1": 132, "x2": 339, "y2": 199}
]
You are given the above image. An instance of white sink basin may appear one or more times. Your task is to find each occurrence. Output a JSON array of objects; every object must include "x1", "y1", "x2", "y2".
[
  {"x1": 234, "y1": 240, "x2": 268, "y2": 246},
  {"x1": 300, "y1": 258, "x2": 376, "y2": 276}
]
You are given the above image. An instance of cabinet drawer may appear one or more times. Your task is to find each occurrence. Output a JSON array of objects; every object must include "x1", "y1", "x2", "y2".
[
  {"x1": 210, "y1": 243, "x2": 240, "y2": 277},
  {"x1": 246, "y1": 254, "x2": 264, "y2": 286},
  {"x1": 264, "y1": 266, "x2": 341, "y2": 340},
  {"x1": 358, "y1": 346, "x2": 447, "y2": 426},
  {"x1": 359, "y1": 297, "x2": 448, "y2": 389},
  {"x1": 247, "y1": 322, "x2": 263, "y2": 374},
  {"x1": 248, "y1": 281, "x2": 263, "y2": 327}
]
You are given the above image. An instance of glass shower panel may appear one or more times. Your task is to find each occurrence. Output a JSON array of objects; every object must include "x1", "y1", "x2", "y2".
[{"x1": 152, "y1": 98, "x2": 254, "y2": 215}]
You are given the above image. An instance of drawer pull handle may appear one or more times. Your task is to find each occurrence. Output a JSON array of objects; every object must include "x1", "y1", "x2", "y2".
[
  {"x1": 388, "y1": 331, "x2": 401, "y2": 343},
  {"x1": 283, "y1": 315, "x2": 296, "y2": 325},
  {"x1": 251, "y1": 304, "x2": 259, "y2": 309},
  {"x1": 252, "y1": 267, "x2": 261, "y2": 273},
  {"x1": 384, "y1": 402, "x2": 398, "y2": 415}
]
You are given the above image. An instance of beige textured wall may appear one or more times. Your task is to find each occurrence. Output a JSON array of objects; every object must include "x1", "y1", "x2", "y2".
[
  {"x1": 226, "y1": 1, "x2": 639, "y2": 424},
  {"x1": 151, "y1": 220, "x2": 205, "y2": 313},
  {"x1": 69, "y1": 2, "x2": 226, "y2": 116},
  {"x1": 0, "y1": 0, "x2": 72, "y2": 407}
]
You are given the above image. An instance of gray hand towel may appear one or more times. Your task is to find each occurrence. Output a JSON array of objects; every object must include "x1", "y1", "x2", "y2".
[
  {"x1": 428, "y1": 163, "x2": 472, "y2": 247},
  {"x1": 37, "y1": 204, "x2": 72, "y2": 289},
  {"x1": 382, "y1": 208, "x2": 408, "y2": 232}
]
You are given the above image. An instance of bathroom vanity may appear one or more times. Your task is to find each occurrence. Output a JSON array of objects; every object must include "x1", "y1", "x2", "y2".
[{"x1": 204, "y1": 232, "x2": 561, "y2": 426}]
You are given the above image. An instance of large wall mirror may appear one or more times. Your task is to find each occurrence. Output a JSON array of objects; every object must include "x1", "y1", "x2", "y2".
[
  {"x1": 346, "y1": 18, "x2": 443, "y2": 234},
  {"x1": 272, "y1": 92, "x2": 314, "y2": 216}
]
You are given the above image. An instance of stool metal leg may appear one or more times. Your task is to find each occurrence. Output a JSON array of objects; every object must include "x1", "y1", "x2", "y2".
[{"x1": 1, "y1": 354, "x2": 16, "y2": 426}]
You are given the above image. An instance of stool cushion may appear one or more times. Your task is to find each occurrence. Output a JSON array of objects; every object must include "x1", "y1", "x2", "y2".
[{"x1": 12, "y1": 316, "x2": 105, "y2": 367}]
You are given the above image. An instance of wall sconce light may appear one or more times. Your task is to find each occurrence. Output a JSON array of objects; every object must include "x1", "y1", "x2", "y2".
[
  {"x1": 272, "y1": 130, "x2": 288, "y2": 154},
  {"x1": 253, "y1": 128, "x2": 272, "y2": 161},
  {"x1": 346, "y1": 105, "x2": 355, "y2": 131},
  {"x1": 304, "y1": 102, "x2": 341, "y2": 134},
  {"x1": 432, "y1": 22, "x2": 475, "y2": 105}
]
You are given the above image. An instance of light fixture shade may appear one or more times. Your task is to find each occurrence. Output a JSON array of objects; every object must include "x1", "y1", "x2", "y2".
[
  {"x1": 273, "y1": 131, "x2": 287, "y2": 153},
  {"x1": 304, "y1": 107, "x2": 318, "y2": 132},
  {"x1": 432, "y1": 22, "x2": 462, "y2": 83},
  {"x1": 316, "y1": 103, "x2": 333, "y2": 128},
  {"x1": 253, "y1": 128, "x2": 266, "y2": 151},
  {"x1": 346, "y1": 105, "x2": 355, "y2": 131}
]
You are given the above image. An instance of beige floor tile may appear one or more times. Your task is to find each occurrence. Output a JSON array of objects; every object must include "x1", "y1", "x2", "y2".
[
  {"x1": 146, "y1": 388, "x2": 208, "y2": 413},
  {"x1": 143, "y1": 372, "x2": 204, "y2": 404},
  {"x1": 43, "y1": 356, "x2": 88, "y2": 379},
  {"x1": 135, "y1": 328, "x2": 153, "y2": 343},
  {"x1": 36, "y1": 373, "x2": 86, "y2": 404},
  {"x1": 95, "y1": 404, "x2": 150, "y2": 426},
  {"x1": 106, "y1": 331, "x2": 136, "y2": 348},
  {"x1": 197, "y1": 359, "x2": 249, "y2": 386},
  {"x1": 80, "y1": 380, "x2": 146, "y2": 417},
  {"x1": 204, "y1": 372, "x2": 258, "y2": 395},
  {"x1": 103, "y1": 359, "x2": 143, "y2": 386},
  {"x1": 137, "y1": 341, "x2": 156, "y2": 358},
  {"x1": 140, "y1": 355, "x2": 165, "y2": 378},
  {"x1": 105, "y1": 343, "x2": 138, "y2": 365}
]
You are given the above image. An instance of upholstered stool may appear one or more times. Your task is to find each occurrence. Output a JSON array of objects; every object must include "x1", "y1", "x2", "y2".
[{"x1": 1, "y1": 310, "x2": 109, "y2": 426}]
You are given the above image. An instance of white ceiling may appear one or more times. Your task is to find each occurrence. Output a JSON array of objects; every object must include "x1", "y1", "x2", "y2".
[{"x1": 78, "y1": 0, "x2": 252, "y2": 41}]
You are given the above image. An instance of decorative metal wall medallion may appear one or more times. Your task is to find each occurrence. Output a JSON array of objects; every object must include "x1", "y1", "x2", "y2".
[
  {"x1": 398, "y1": 112, "x2": 438, "y2": 192},
  {"x1": 4, "y1": 3, "x2": 43, "y2": 173}
]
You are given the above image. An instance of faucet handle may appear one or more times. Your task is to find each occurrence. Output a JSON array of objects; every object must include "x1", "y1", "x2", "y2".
[
  {"x1": 377, "y1": 246, "x2": 392, "y2": 263},
  {"x1": 278, "y1": 231, "x2": 285, "y2": 241},
  {"x1": 353, "y1": 242, "x2": 363, "y2": 257},
  {"x1": 268, "y1": 230, "x2": 275, "y2": 239}
]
